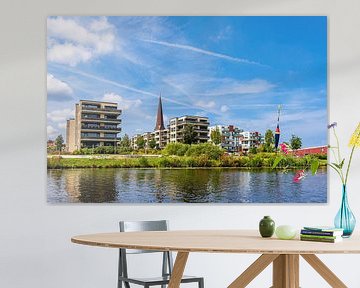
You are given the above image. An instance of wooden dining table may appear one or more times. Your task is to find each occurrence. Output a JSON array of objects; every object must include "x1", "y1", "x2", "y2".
[{"x1": 71, "y1": 230, "x2": 360, "y2": 288}]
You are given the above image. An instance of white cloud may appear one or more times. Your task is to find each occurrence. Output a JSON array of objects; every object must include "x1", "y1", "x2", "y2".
[
  {"x1": 47, "y1": 108, "x2": 74, "y2": 123},
  {"x1": 210, "y1": 25, "x2": 233, "y2": 42},
  {"x1": 142, "y1": 39, "x2": 265, "y2": 66},
  {"x1": 58, "y1": 123, "x2": 67, "y2": 129},
  {"x1": 54, "y1": 65, "x2": 196, "y2": 109},
  {"x1": 164, "y1": 73, "x2": 274, "y2": 98},
  {"x1": 102, "y1": 92, "x2": 142, "y2": 110},
  {"x1": 195, "y1": 100, "x2": 216, "y2": 109},
  {"x1": 48, "y1": 44, "x2": 92, "y2": 67},
  {"x1": 47, "y1": 17, "x2": 115, "y2": 66},
  {"x1": 196, "y1": 111, "x2": 209, "y2": 117},
  {"x1": 200, "y1": 79, "x2": 275, "y2": 96},
  {"x1": 47, "y1": 125, "x2": 58, "y2": 139},
  {"x1": 220, "y1": 105, "x2": 229, "y2": 113},
  {"x1": 47, "y1": 74, "x2": 73, "y2": 101}
]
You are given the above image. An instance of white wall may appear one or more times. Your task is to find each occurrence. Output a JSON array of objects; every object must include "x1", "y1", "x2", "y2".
[{"x1": 1, "y1": 0, "x2": 360, "y2": 287}]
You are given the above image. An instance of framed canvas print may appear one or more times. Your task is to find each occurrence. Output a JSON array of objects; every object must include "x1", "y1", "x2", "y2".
[{"x1": 47, "y1": 16, "x2": 327, "y2": 203}]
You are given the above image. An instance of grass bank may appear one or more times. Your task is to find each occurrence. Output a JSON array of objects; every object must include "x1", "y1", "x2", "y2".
[{"x1": 48, "y1": 154, "x2": 327, "y2": 169}]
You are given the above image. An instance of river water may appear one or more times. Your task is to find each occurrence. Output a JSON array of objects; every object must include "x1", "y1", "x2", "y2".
[{"x1": 47, "y1": 168, "x2": 327, "y2": 203}]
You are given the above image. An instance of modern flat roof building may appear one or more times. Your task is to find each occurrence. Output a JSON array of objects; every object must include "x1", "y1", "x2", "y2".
[
  {"x1": 209, "y1": 125, "x2": 244, "y2": 152},
  {"x1": 131, "y1": 132, "x2": 155, "y2": 150},
  {"x1": 169, "y1": 115, "x2": 209, "y2": 144},
  {"x1": 66, "y1": 118, "x2": 76, "y2": 152},
  {"x1": 239, "y1": 131, "x2": 263, "y2": 153},
  {"x1": 66, "y1": 100, "x2": 122, "y2": 152}
]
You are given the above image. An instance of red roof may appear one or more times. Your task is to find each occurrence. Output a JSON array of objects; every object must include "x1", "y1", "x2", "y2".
[{"x1": 292, "y1": 146, "x2": 328, "y2": 156}]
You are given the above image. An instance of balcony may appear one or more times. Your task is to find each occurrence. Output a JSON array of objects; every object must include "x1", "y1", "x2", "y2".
[
  {"x1": 80, "y1": 136, "x2": 120, "y2": 141},
  {"x1": 194, "y1": 128, "x2": 209, "y2": 132},
  {"x1": 176, "y1": 120, "x2": 209, "y2": 126},
  {"x1": 197, "y1": 136, "x2": 210, "y2": 140},
  {"x1": 81, "y1": 117, "x2": 121, "y2": 124},
  {"x1": 81, "y1": 106, "x2": 121, "y2": 114},
  {"x1": 81, "y1": 126, "x2": 121, "y2": 132}
]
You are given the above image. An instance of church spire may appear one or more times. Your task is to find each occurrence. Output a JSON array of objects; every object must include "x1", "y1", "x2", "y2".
[{"x1": 155, "y1": 94, "x2": 165, "y2": 131}]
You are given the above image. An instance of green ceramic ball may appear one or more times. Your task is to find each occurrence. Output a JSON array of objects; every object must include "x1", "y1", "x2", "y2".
[{"x1": 275, "y1": 225, "x2": 297, "y2": 240}]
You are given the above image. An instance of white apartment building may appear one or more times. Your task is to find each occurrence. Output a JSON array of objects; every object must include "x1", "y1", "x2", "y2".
[
  {"x1": 239, "y1": 131, "x2": 263, "y2": 153},
  {"x1": 208, "y1": 125, "x2": 244, "y2": 153},
  {"x1": 169, "y1": 116, "x2": 209, "y2": 144}
]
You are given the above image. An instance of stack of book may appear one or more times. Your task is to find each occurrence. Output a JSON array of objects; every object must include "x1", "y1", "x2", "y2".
[{"x1": 300, "y1": 226, "x2": 344, "y2": 243}]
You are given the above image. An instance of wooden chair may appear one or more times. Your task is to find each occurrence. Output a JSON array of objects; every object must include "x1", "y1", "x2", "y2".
[{"x1": 118, "y1": 220, "x2": 204, "y2": 288}]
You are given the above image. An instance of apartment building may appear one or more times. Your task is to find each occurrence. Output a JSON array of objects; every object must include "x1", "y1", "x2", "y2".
[
  {"x1": 239, "y1": 131, "x2": 263, "y2": 153},
  {"x1": 130, "y1": 97, "x2": 210, "y2": 149},
  {"x1": 131, "y1": 130, "x2": 169, "y2": 150},
  {"x1": 131, "y1": 96, "x2": 169, "y2": 150},
  {"x1": 169, "y1": 116, "x2": 209, "y2": 144},
  {"x1": 66, "y1": 100, "x2": 122, "y2": 152},
  {"x1": 66, "y1": 119, "x2": 76, "y2": 152},
  {"x1": 153, "y1": 129, "x2": 169, "y2": 148},
  {"x1": 131, "y1": 132, "x2": 155, "y2": 150},
  {"x1": 208, "y1": 125, "x2": 244, "y2": 152}
]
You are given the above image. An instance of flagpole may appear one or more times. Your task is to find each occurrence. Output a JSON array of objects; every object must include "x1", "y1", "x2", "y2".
[{"x1": 274, "y1": 105, "x2": 282, "y2": 151}]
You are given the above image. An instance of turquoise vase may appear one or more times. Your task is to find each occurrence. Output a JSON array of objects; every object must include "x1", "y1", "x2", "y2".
[{"x1": 334, "y1": 185, "x2": 356, "y2": 237}]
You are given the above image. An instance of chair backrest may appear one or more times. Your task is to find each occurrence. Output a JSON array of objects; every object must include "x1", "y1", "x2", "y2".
[
  {"x1": 120, "y1": 220, "x2": 168, "y2": 232},
  {"x1": 118, "y1": 220, "x2": 173, "y2": 282},
  {"x1": 119, "y1": 220, "x2": 169, "y2": 254}
]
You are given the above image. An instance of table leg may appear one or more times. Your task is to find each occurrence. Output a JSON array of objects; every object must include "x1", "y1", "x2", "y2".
[
  {"x1": 301, "y1": 254, "x2": 347, "y2": 288},
  {"x1": 168, "y1": 252, "x2": 189, "y2": 288},
  {"x1": 272, "y1": 254, "x2": 299, "y2": 288},
  {"x1": 228, "y1": 254, "x2": 279, "y2": 288}
]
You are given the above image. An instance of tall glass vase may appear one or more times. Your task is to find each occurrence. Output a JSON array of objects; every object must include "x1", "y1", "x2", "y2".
[{"x1": 334, "y1": 185, "x2": 356, "y2": 237}]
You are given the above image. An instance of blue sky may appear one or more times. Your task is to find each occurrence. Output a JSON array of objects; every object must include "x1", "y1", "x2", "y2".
[{"x1": 47, "y1": 16, "x2": 327, "y2": 147}]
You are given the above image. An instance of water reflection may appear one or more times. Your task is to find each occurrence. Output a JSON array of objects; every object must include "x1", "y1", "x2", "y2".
[{"x1": 47, "y1": 168, "x2": 327, "y2": 203}]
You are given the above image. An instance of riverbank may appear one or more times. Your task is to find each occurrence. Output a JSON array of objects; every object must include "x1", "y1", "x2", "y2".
[{"x1": 47, "y1": 154, "x2": 327, "y2": 169}]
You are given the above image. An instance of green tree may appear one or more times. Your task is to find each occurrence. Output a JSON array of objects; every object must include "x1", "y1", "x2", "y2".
[
  {"x1": 148, "y1": 138, "x2": 156, "y2": 149},
  {"x1": 264, "y1": 129, "x2": 274, "y2": 152},
  {"x1": 290, "y1": 134, "x2": 302, "y2": 150},
  {"x1": 182, "y1": 124, "x2": 197, "y2": 145},
  {"x1": 265, "y1": 129, "x2": 274, "y2": 146},
  {"x1": 136, "y1": 136, "x2": 145, "y2": 149},
  {"x1": 249, "y1": 146, "x2": 258, "y2": 154},
  {"x1": 55, "y1": 135, "x2": 64, "y2": 152},
  {"x1": 210, "y1": 128, "x2": 222, "y2": 145},
  {"x1": 256, "y1": 144, "x2": 266, "y2": 153},
  {"x1": 120, "y1": 134, "x2": 131, "y2": 149}
]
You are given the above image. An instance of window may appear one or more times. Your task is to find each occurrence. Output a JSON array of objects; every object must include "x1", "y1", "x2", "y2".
[
  {"x1": 81, "y1": 132, "x2": 100, "y2": 138},
  {"x1": 104, "y1": 133, "x2": 117, "y2": 138},
  {"x1": 82, "y1": 114, "x2": 99, "y2": 119}
]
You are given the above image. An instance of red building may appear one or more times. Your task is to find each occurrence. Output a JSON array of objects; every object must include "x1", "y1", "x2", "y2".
[{"x1": 292, "y1": 145, "x2": 328, "y2": 156}]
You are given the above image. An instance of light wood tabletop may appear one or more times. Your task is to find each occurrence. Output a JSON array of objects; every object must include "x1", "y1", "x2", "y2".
[
  {"x1": 71, "y1": 229, "x2": 360, "y2": 254},
  {"x1": 72, "y1": 230, "x2": 359, "y2": 288}
]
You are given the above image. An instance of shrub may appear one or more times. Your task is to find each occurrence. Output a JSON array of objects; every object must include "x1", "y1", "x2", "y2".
[
  {"x1": 162, "y1": 143, "x2": 190, "y2": 156},
  {"x1": 194, "y1": 155, "x2": 212, "y2": 167},
  {"x1": 185, "y1": 143, "x2": 224, "y2": 160},
  {"x1": 248, "y1": 155, "x2": 263, "y2": 167},
  {"x1": 157, "y1": 157, "x2": 174, "y2": 167},
  {"x1": 219, "y1": 155, "x2": 239, "y2": 167},
  {"x1": 138, "y1": 157, "x2": 149, "y2": 167},
  {"x1": 185, "y1": 157, "x2": 197, "y2": 167}
]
